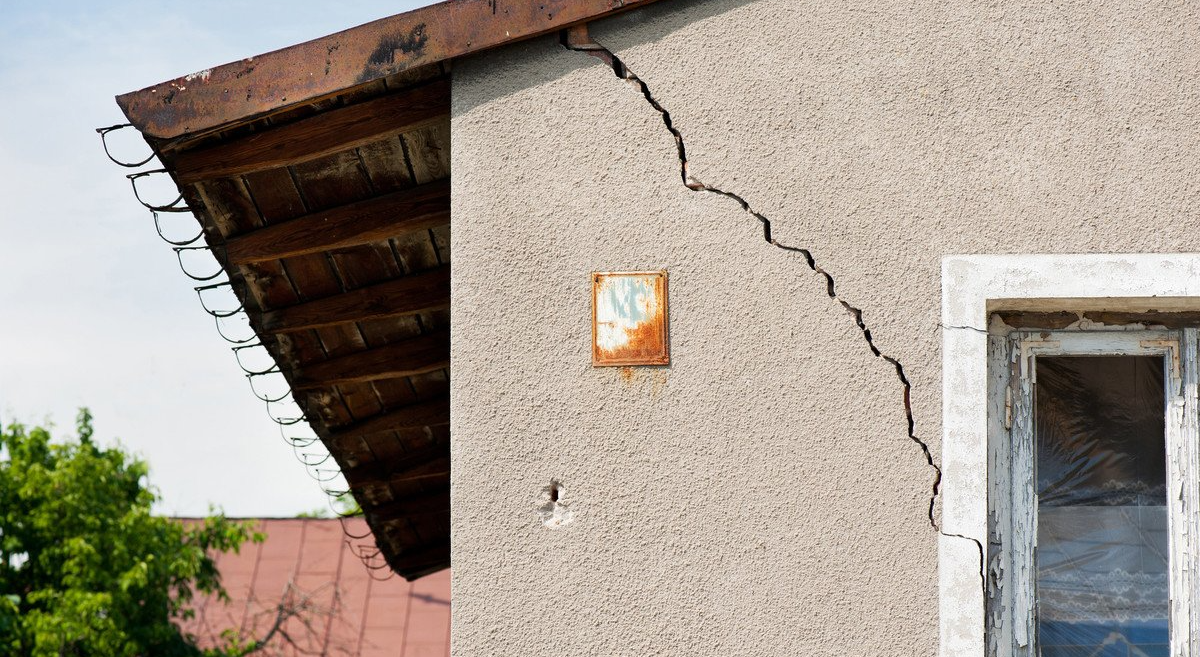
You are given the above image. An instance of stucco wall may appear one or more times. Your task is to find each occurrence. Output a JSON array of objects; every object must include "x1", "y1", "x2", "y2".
[{"x1": 450, "y1": 1, "x2": 1200, "y2": 655}]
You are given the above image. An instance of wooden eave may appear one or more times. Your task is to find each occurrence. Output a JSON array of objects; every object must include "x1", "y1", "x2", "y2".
[
  {"x1": 169, "y1": 73, "x2": 457, "y2": 580},
  {"x1": 117, "y1": 0, "x2": 668, "y2": 144},
  {"x1": 116, "y1": 0, "x2": 669, "y2": 580}
]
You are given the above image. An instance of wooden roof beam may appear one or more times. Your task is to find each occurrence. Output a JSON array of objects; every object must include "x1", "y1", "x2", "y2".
[
  {"x1": 365, "y1": 489, "x2": 450, "y2": 522},
  {"x1": 224, "y1": 179, "x2": 449, "y2": 264},
  {"x1": 342, "y1": 442, "x2": 447, "y2": 486},
  {"x1": 387, "y1": 540, "x2": 451, "y2": 581},
  {"x1": 259, "y1": 265, "x2": 449, "y2": 333},
  {"x1": 170, "y1": 77, "x2": 449, "y2": 184},
  {"x1": 292, "y1": 331, "x2": 448, "y2": 389},
  {"x1": 328, "y1": 397, "x2": 449, "y2": 445}
]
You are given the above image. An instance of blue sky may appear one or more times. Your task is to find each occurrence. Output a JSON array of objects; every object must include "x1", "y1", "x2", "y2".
[{"x1": 0, "y1": 1, "x2": 436, "y2": 516}]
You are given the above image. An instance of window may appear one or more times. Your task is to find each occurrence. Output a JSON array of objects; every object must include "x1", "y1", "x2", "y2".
[
  {"x1": 938, "y1": 254, "x2": 1200, "y2": 657},
  {"x1": 988, "y1": 329, "x2": 1200, "y2": 656}
]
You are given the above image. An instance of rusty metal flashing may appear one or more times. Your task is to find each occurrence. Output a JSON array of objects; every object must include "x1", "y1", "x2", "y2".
[{"x1": 116, "y1": 0, "x2": 669, "y2": 141}]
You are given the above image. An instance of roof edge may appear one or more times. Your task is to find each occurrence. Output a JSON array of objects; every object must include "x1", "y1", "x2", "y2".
[{"x1": 117, "y1": 0, "x2": 667, "y2": 141}]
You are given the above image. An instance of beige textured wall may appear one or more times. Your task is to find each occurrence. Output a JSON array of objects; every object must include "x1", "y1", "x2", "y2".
[{"x1": 450, "y1": 1, "x2": 1200, "y2": 654}]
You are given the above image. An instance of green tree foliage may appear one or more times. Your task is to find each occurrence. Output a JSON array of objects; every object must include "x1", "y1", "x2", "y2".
[{"x1": 0, "y1": 410, "x2": 263, "y2": 656}]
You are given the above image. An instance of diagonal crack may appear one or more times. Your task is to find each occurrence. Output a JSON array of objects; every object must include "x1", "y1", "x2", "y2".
[{"x1": 564, "y1": 34, "x2": 986, "y2": 594}]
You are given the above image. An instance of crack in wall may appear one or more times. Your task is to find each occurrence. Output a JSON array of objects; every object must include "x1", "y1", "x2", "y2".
[{"x1": 563, "y1": 34, "x2": 987, "y2": 595}]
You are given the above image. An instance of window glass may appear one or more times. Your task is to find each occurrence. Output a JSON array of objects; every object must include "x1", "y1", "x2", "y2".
[{"x1": 1036, "y1": 356, "x2": 1168, "y2": 656}]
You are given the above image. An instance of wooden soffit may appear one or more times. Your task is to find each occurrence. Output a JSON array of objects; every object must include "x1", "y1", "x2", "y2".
[{"x1": 113, "y1": 0, "x2": 671, "y2": 581}]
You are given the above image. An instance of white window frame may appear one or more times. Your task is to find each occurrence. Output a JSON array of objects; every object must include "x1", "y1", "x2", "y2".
[
  {"x1": 991, "y1": 329, "x2": 1198, "y2": 656},
  {"x1": 940, "y1": 254, "x2": 1200, "y2": 657}
]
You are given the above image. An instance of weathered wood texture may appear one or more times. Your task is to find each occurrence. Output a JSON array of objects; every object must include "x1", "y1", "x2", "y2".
[
  {"x1": 172, "y1": 77, "x2": 450, "y2": 184},
  {"x1": 328, "y1": 397, "x2": 450, "y2": 441},
  {"x1": 117, "y1": 0, "x2": 666, "y2": 140},
  {"x1": 224, "y1": 179, "x2": 450, "y2": 264},
  {"x1": 367, "y1": 490, "x2": 451, "y2": 521},
  {"x1": 260, "y1": 265, "x2": 450, "y2": 333},
  {"x1": 293, "y1": 331, "x2": 450, "y2": 388},
  {"x1": 161, "y1": 78, "x2": 452, "y2": 580},
  {"x1": 343, "y1": 443, "x2": 449, "y2": 486}
]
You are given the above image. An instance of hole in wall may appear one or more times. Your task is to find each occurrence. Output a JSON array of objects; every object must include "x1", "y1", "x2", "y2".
[{"x1": 537, "y1": 479, "x2": 573, "y2": 528}]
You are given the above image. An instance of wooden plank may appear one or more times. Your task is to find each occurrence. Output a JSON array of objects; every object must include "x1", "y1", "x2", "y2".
[
  {"x1": 192, "y1": 178, "x2": 299, "y2": 312},
  {"x1": 401, "y1": 119, "x2": 450, "y2": 185},
  {"x1": 393, "y1": 557, "x2": 450, "y2": 582},
  {"x1": 191, "y1": 177, "x2": 339, "y2": 431},
  {"x1": 986, "y1": 335, "x2": 1014, "y2": 657},
  {"x1": 241, "y1": 167, "x2": 365, "y2": 427},
  {"x1": 386, "y1": 459, "x2": 447, "y2": 485},
  {"x1": 293, "y1": 331, "x2": 448, "y2": 389},
  {"x1": 385, "y1": 539, "x2": 451, "y2": 579},
  {"x1": 292, "y1": 149, "x2": 428, "y2": 354},
  {"x1": 224, "y1": 179, "x2": 449, "y2": 265},
  {"x1": 358, "y1": 136, "x2": 415, "y2": 192},
  {"x1": 285, "y1": 150, "x2": 394, "y2": 426},
  {"x1": 408, "y1": 368, "x2": 449, "y2": 401},
  {"x1": 327, "y1": 397, "x2": 449, "y2": 442},
  {"x1": 430, "y1": 224, "x2": 451, "y2": 264},
  {"x1": 1009, "y1": 335, "x2": 1036, "y2": 652},
  {"x1": 1170, "y1": 329, "x2": 1200, "y2": 656},
  {"x1": 260, "y1": 265, "x2": 448, "y2": 333},
  {"x1": 172, "y1": 77, "x2": 450, "y2": 184},
  {"x1": 343, "y1": 442, "x2": 447, "y2": 485},
  {"x1": 365, "y1": 489, "x2": 450, "y2": 521},
  {"x1": 351, "y1": 135, "x2": 439, "y2": 398}
]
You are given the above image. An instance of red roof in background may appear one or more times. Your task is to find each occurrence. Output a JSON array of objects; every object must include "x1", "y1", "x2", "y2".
[{"x1": 179, "y1": 518, "x2": 449, "y2": 657}]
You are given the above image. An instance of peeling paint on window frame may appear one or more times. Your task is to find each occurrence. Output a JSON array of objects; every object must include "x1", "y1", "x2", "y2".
[
  {"x1": 987, "y1": 328, "x2": 1200, "y2": 656},
  {"x1": 941, "y1": 253, "x2": 1200, "y2": 657}
]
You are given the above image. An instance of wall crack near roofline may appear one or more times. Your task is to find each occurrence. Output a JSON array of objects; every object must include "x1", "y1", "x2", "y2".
[{"x1": 562, "y1": 33, "x2": 986, "y2": 595}]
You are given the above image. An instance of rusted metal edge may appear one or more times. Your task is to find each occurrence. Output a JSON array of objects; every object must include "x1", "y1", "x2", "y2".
[
  {"x1": 591, "y1": 271, "x2": 670, "y2": 367},
  {"x1": 116, "y1": 0, "x2": 670, "y2": 141}
]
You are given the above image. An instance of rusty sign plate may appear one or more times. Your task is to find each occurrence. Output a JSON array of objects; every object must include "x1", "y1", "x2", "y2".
[{"x1": 592, "y1": 271, "x2": 669, "y2": 367}]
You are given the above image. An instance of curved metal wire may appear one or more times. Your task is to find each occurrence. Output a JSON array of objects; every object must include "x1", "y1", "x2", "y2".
[
  {"x1": 264, "y1": 396, "x2": 307, "y2": 426},
  {"x1": 333, "y1": 505, "x2": 365, "y2": 520},
  {"x1": 153, "y1": 210, "x2": 204, "y2": 246},
  {"x1": 246, "y1": 368, "x2": 293, "y2": 403},
  {"x1": 287, "y1": 437, "x2": 321, "y2": 449},
  {"x1": 96, "y1": 124, "x2": 156, "y2": 168},
  {"x1": 195, "y1": 281, "x2": 245, "y2": 319},
  {"x1": 286, "y1": 431, "x2": 320, "y2": 444},
  {"x1": 127, "y1": 169, "x2": 190, "y2": 212},
  {"x1": 352, "y1": 546, "x2": 385, "y2": 561},
  {"x1": 299, "y1": 451, "x2": 333, "y2": 467},
  {"x1": 213, "y1": 314, "x2": 258, "y2": 344},
  {"x1": 295, "y1": 451, "x2": 335, "y2": 480},
  {"x1": 338, "y1": 517, "x2": 375, "y2": 541},
  {"x1": 172, "y1": 246, "x2": 225, "y2": 282},
  {"x1": 348, "y1": 543, "x2": 375, "y2": 557},
  {"x1": 355, "y1": 548, "x2": 398, "y2": 579},
  {"x1": 311, "y1": 467, "x2": 343, "y2": 483},
  {"x1": 229, "y1": 342, "x2": 280, "y2": 376},
  {"x1": 275, "y1": 423, "x2": 331, "y2": 482},
  {"x1": 364, "y1": 565, "x2": 398, "y2": 581},
  {"x1": 105, "y1": 132, "x2": 392, "y2": 568},
  {"x1": 313, "y1": 489, "x2": 358, "y2": 519},
  {"x1": 266, "y1": 410, "x2": 308, "y2": 427}
]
